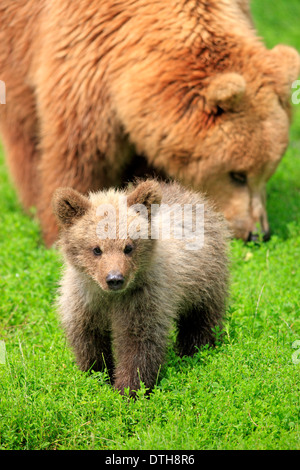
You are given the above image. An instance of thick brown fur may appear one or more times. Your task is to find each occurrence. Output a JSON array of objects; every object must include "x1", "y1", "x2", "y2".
[
  {"x1": 53, "y1": 180, "x2": 229, "y2": 396},
  {"x1": 1, "y1": 0, "x2": 299, "y2": 244}
]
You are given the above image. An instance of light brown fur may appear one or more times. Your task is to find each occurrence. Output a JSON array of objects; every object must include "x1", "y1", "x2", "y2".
[
  {"x1": 53, "y1": 180, "x2": 229, "y2": 395},
  {"x1": 0, "y1": 0, "x2": 299, "y2": 244}
]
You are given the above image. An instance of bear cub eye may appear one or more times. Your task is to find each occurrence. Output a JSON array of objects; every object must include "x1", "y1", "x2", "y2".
[
  {"x1": 124, "y1": 244, "x2": 133, "y2": 255},
  {"x1": 93, "y1": 246, "x2": 102, "y2": 256},
  {"x1": 229, "y1": 172, "x2": 247, "y2": 186}
]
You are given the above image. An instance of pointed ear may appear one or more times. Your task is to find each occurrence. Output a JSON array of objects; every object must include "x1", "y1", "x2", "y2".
[
  {"x1": 270, "y1": 45, "x2": 300, "y2": 85},
  {"x1": 127, "y1": 180, "x2": 162, "y2": 211},
  {"x1": 52, "y1": 188, "x2": 90, "y2": 227},
  {"x1": 206, "y1": 73, "x2": 246, "y2": 112}
]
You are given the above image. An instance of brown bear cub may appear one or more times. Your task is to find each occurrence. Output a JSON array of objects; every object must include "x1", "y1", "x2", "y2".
[{"x1": 52, "y1": 180, "x2": 229, "y2": 396}]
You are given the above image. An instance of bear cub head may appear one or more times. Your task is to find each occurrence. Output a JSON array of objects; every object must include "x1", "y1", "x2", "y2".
[{"x1": 52, "y1": 180, "x2": 162, "y2": 293}]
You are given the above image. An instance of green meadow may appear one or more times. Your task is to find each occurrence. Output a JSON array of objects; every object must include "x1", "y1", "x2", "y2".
[{"x1": 0, "y1": 0, "x2": 299, "y2": 450}]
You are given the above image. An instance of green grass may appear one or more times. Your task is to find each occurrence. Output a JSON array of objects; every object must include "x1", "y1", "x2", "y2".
[{"x1": 0, "y1": 0, "x2": 300, "y2": 450}]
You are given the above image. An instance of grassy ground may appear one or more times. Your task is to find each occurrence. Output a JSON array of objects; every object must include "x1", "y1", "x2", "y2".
[{"x1": 0, "y1": 0, "x2": 300, "y2": 450}]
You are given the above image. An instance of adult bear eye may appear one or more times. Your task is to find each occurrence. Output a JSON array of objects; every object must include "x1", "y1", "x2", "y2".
[
  {"x1": 124, "y1": 244, "x2": 133, "y2": 255},
  {"x1": 93, "y1": 246, "x2": 102, "y2": 256},
  {"x1": 229, "y1": 172, "x2": 247, "y2": 186}
]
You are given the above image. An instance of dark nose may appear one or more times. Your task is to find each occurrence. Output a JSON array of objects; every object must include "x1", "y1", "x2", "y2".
[
  {"x1": 106, "y1": 271, "x2": 124, "y2": 290},
  {"x1": 247, "y1": 230, "x2": 271, "y2": 243}
]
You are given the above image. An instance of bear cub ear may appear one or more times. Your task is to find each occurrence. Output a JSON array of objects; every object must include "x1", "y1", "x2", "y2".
[
  {"x1": 127, "y1": 180, "x2": 162, "y2": 211},
  {"x1": 52, "y1": 188, "x2": 90, "y2": 227}
]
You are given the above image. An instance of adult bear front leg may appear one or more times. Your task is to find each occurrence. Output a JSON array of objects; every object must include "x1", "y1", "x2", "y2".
[
  {"x1": 35, "y1": 92, "x2": 131, "y2": 246},
  {"x1": 35, "y1": 59, "x2": 133, "y2": 246},
  {"x1": 37, "y1": 145, "x2": 110, "y2": 246},
  {"x1": 0, "y1": 81, "x2": 40, "y2": 211}
]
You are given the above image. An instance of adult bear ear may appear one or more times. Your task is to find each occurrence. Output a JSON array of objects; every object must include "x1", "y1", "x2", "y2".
[
  {"x1": 270, "y1": 45, "x2": 300, "y2": 86},
  {"x1": 127, "y1": 180, "x2": 162, "y2": 212},
  {"x1": 205, "y1": 73, "x2": 246, "y2": 112},
  {"x1": 52, "y1": 188, "x2": 90, "y2": 227}
]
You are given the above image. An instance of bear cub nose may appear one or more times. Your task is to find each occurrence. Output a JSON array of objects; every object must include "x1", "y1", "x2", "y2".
[{"x1": 106, "y1": 271, "x2": 125, "y2": 290}]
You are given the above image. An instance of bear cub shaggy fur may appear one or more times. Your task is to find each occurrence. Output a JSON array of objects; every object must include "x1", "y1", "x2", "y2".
[{"x1": 52, "y1": 180, "x2": 229, "y2": 395}]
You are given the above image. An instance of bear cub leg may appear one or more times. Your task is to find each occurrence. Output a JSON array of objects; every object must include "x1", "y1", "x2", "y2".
[
  {"x1": 176, "y1": 304, "x2": 222, "y2": 357},
  {"x1": 68, "y1": 324, "x2": 114, "y2": 378},
  {"x1": 112, "y1": 322, "x2": 169, "y2": 396}
]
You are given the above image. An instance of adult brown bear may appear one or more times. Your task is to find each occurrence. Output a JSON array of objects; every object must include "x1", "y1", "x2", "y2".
[{"x1": 0, "y1": 0, "x2": 299, "y2": 245}]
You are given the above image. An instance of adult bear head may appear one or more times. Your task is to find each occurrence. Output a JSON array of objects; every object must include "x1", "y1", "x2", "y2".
[{"x1": 112, "y1": 5, "x2": 300, "y2": 241}]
